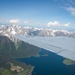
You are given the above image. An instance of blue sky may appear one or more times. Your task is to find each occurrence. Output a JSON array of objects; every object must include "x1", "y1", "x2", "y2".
[{"x1": 0, "y1": 0, "x2": 75, "y2": 30}]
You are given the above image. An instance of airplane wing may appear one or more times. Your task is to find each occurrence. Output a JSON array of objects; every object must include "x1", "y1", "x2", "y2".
[{"x1": 15, "y1": 35, "x2": 75, "y2": 61}]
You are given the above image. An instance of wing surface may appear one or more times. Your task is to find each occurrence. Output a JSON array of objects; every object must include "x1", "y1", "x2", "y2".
[{"x1": 15, "y1": 35, "x2": 75, "y2": 61}]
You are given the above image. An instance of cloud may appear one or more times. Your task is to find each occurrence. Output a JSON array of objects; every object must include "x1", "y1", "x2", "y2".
[
  {"x1": 56, "y1": 0, "x2": 75, "y2": 7},
  {"x1": 63, "y1": 22, "x2": 70, "y2": 27},
  {"x1": 10, "y1": 19, "x2": 20, "y2": 24},
  {"x1": 47, "y1": 21, "x2": 70, "y2": 27},
  {"x1": 47, "y1": 21, "x2": 60, "y2": 26},
  {"x1": 67, "y1": 7, "x2": 75, "y2": 16},
  {"x1": 56, "y1": 0, "x2": 75, "y2": 16}
]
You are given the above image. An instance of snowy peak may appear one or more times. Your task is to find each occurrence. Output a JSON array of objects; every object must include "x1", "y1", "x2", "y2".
[{"x1": 0, "y1": 24, "x2": 75, "y2": 41}]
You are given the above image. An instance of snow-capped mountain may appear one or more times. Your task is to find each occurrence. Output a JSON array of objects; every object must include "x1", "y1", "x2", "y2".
[{"x1": 0, "y1": 24, "x2": 75, "y2": 41}]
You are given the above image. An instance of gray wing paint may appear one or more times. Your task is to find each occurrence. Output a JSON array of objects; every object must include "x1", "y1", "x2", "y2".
[{"x1": 15, "y1": 35, "x2": 75, "y2": 61}]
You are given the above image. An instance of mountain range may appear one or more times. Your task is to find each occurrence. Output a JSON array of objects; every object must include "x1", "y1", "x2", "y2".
[{"x1": 0, "y1": 24, "x2": 75, "y2": 41}]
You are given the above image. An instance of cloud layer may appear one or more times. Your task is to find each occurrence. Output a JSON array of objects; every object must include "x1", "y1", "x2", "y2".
[
  {"x1": 47, "y1": 21, "x2": 70, "y2": 27},
  {"x1": 10, "y1": 19, "x2": 20, "y2": 24}
]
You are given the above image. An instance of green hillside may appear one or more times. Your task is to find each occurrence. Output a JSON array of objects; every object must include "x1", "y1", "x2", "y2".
[{"x1": 0, "y1": 35, "x2": 40, "y2": 75}]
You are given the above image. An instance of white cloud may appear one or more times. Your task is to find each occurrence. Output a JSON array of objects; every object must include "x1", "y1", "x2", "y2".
[
  {"x1": 10, "y1": 19, "x2": 20, "y2": 24},
  {"x1": 63, "y1": 22, "x2": 70, "y2": 27},
  {"x1": 47, "y1": 21, "x2": 70, "y2": 27},
  {"x1": 47, "y1": 21, "x2": 60, "y2": 26},
  {"x1": 67, "y1": 7, "x2": 75, "y2": 16},
  {"x1": 56, "y1": 0, "x2": 75, "y2": 16}
]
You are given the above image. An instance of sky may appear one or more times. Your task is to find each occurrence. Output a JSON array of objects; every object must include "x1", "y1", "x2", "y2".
[{"x1": 0, "y1": 0, "x2": 75, "y2": 30}]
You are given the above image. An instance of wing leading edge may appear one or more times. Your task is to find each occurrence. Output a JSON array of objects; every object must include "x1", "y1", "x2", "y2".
[{"x1": 15, "y1": 35, "x2": 75, "y2": 61}]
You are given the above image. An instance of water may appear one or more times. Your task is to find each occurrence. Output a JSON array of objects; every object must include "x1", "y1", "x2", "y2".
[{"x1": 17, "y1": 49, "x2": 75, "y2": 75}]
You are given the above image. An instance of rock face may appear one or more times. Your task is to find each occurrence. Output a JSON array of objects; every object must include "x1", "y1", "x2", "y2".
[{"x1": 0, "y1": 24, "x2": 75, "y2": 42}]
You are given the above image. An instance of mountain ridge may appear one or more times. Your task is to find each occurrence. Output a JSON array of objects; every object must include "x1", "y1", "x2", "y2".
[{"x1": 0, "y1": 24, "x2": 75, "y2": 42}]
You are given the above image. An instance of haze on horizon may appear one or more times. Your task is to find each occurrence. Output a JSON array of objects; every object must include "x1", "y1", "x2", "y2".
[{"x1": 0, "y1": 0, "x2": 75, "y2": 30}]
